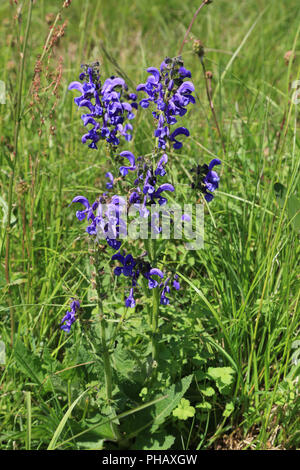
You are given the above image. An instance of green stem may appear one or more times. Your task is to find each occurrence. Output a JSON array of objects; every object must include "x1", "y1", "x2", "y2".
[
  {"x1": 199, "y1": 56, "x2": 226, "y2": 155},
  {"x1": 146, "y1": 238, "x2": 160, "y2": 369},
  {"x1": 94, "y1": 247, "x2": 121, "y2": 441},
  {"x1": 178, "y1": 1, "x2": 210, "y2": 56},
  {"x1": 151, "y1": 285, "x2": 160, "y2": 364},
  {"x1": 99, "y1": 313, "x2": 113, "y2": 404},
  {"x1": 4, "y1": 0, "x2": 33, "y2": 346}
]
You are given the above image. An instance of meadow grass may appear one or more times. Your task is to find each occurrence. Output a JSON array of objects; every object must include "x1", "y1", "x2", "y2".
[{"x1": 0, "y1": 0, "x2": 299, "y2": 450}]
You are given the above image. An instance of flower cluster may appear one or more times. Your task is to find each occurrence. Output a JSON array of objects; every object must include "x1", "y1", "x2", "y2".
[
  {"x1": 160, "y1": 274, "x2": 180, "y2": 305},
  {"x1": 69, "y1": 62, "x2": 137, "y2": 149},
  {"x1": 67, "y1": 57, "x2": 220, "y2": 323},
  {"x1": 60, "y1": 299, "x2": 80, "y2": 333},
  {"x1": 126, "y1": 153, "x2": 175, "y2": 218},
  {"x1": 112, "y1": 251, "x2": 180, "y2": 307},
  {"x1": 71, "y1": 194, "x2": 126, "y2": 250},
  {"x1": 137, "y1": 56, "x2": 195, "y2": 149},
  {"x1": 191, "y1": 158, "x2": 221, "y2": 202},
  {"x1": 104, "y1": 150, "x2": 175, "y2": 218}
]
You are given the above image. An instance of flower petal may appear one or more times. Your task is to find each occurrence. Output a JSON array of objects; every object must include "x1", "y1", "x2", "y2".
[
  {"x1": 72, "y1": 196, "x2": 90, "y2": 209},
  {"x1": 68, "y1": 81, "x2": 84, "y2": 93},
  {"x1": 208, "y1": 158, "x2": 221, "y2": 170}
]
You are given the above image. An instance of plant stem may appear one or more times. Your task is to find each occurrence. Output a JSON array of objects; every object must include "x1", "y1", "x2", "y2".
[
  {"x1": 146, "y1": 238, "x2": 160, "y2": 369},
  {"x1": 151, "y1": 285, "x2": 160, "y2": 364},
  {"x1": 178, "y1": 1, "x2": 211, "y2": 56},
  {"x1": 99, "y1": 313, "x2": 113, "y2": 404},
  {"x1": 200, "y1": 56, "x2": 226, "y2": 155},
  {"x1": 94, "y1": 247, "x2": 121, "y2": 441},
  {"x1": 5, "y1": 0, "x2": 33, "y2": 347}
]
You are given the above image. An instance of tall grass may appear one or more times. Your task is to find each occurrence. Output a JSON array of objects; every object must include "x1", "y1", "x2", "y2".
[{"x1": 0, "y1": 0, "x2": 299, "y2": 450}]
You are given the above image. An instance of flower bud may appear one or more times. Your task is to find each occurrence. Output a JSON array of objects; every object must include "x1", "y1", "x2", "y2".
[
  {"x1": 284, "y1": 50, "x2": 295, "y2": 66},
  {"x1": 193, "y1": 40, "x2": 205, "y2": 58}
]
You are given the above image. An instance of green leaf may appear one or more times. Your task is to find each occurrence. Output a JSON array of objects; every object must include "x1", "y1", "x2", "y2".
[
  {"x1": 151, "y1": 374, "x2": 193, "y2": 432},
  {"x1": 207, "y1": 367, "x2": 235, "y2": 395},
  {"x1": 172, "y1": 398, "x2": 195, "y2": 420},
  {"x1": 199, "y1": 385, "x2": 215, "y2": 397},
  {"x1": 50, "y1": 394, "x2": 168, "y2": 449},
  {"x1": 133, "y1": 432, "x2": 175, "y2": 450},
  {"x1": 14, "y1": 341, "x2": 43, "y2": 385},
  {"x1": 196, "y1": 401, "x2": 212, "y2": 410},
  {"x1": 113, "y1": 342, "x2": 137, "y2": 378},
  {"x1": 47, "y1": 388, "x2": 90, "y2": 450},
  {"x1": 77, "y1": 440, "x2": 105, "y2": 450},
  {"x1": 223, "y1": 401, "x2": 234, "y2": 418}
]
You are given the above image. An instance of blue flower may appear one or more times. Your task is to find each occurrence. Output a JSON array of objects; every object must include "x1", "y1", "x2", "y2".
[
  {"x1": 203, "y1": 159, "x2": 221, "y2": 193},
  {"x1": 72, "y1": 195, "x2": 97, "y2": 222},
  {"x1": 145, "y1": 268, "x2": 164, "y2": 289},
  {"x1": 190, "y1": 158, "x2": 221, "y2": 202},
  {"x1": 69, "y1": 63, "x2": 137, "y2": 149},
  {"x1": 105, "y1": 172, "x2": 114, "y2": 190},
  {"x1": 160, "y1": 274, "x2": 180, "y2": 305},
  {"x1": 155, "y1": 153, "x2": 168, "y2": 176},
  {"x1": 60, "y1": 299, "x2": 80, "y2": 333},
  {"x1": 111, "y1": 252, "x2": 136, "y2": 277},
  {"x1": 111, "y1": 251, "x2": 166, "y2": 307},
  {"x1": 136, "y1": 57, "x2": 195, "y2": 150},
  {"x1": 119, "y1": 151, "x2": 136, "y2": 177},
  {"x1": 125, "y1": 288, "x2": 136, "y2": 308},
  {"x1": 173, "y1": 274, "x2": 180, "y2": 291},
  {"x1": 71, "y1": 193, "x2": 126, "y2": 249},
  {"x1": 160, "y1": 283, "x2": 170, "y2": 305},
  {"x1": 150, "y1": 183, "x2": 175, "y2": 206},
  {"x1": 169, "y1": 127, "x2": 190, "y2": 150}
]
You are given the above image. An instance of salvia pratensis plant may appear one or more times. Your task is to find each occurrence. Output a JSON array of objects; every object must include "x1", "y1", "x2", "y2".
[{"x1": 63, "y1": 1, "x2": 220, "y2": 444}]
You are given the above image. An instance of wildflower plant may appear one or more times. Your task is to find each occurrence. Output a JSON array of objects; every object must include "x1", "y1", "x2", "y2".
[{"x1": 66, "y1": 48, "x2": 220, "y2": 445}]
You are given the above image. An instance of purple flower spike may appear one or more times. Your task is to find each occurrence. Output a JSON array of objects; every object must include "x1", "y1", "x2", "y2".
[
  {"x1": 60, "y1": 299, "x2": 80, "y2": 333},
  {"x1": 69, "y1": 63, "x2": 137, "y2": 149},
  {"x1": 125, "y1": 288, "x2": 135, "y2": 308},
  {"x1": 191, "y1": 158, "x2": 221, "y2": 202},
  {"x1": 204, "y1": 158, "x2": 221, "y2": 193},
  {"x1": 137, "y1": 57, "x2": 195, "y2": 149}
]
